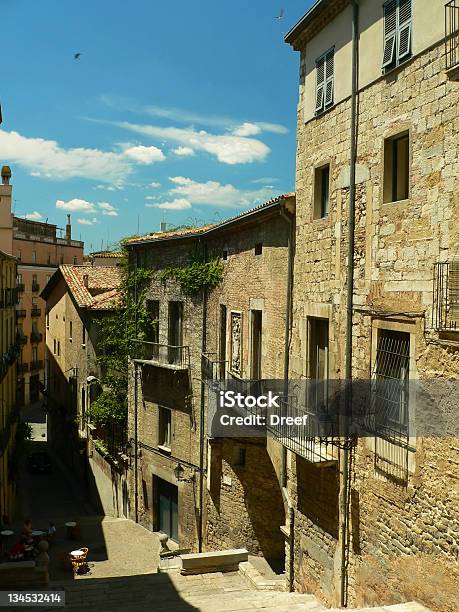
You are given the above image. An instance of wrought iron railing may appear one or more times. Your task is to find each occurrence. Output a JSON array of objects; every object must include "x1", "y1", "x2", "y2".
[
  {"x1": 433, "y1": 261, "x2": 459, "y2": 331},
  {"x1": 16, "y1": 309, "x2": 26, "y2": 319},
  {"x1": 30, "y1": 360, "x2": 44, "y2": 371},
  {"x1": 201, "y1": 352, "x2": 227, "y2": 382},
  {"x1": 31, "y1": 331, "x2": 43, "y2": 343},
  {"x1": 17, "y1": 363, "x2": 29, "y2": 374},
  {"x1": 445, "y1": 1, "x2": 459, "y2": 71},
  {"x1": 31, "y1": 307, "x2": 41, "y2": 317},
  {"x1": 130, "y1": 340, "x2": 190, "y2": 368},
  {"x1": 268, "y1": 393, "x2": 340, "y2": 463},
  {"x1": 32, "y1": 282, "x2": 40, "y2": 293}
]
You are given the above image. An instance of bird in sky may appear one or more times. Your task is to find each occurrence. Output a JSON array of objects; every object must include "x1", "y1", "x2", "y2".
[
  {"x1": 74, "y1": 52, "x2": 81, "y2": 60},
  {"x1": 274, "y1": 8, "x2": 285, "y2": 21}
]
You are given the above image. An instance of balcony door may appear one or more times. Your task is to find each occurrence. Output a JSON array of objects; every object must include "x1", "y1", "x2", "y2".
[
  {"x1": 168, "y1": 301, "x2": 183, "y2": 364},
  {"x1": 219, "y1": 305, "x2": 227, "y2": 379},
  {"x1": 308, "y1": 318, "x2": 329, "y2": 414},
  {"x1": 250, "y1": 309, "x2": 262, "y2": 383}
]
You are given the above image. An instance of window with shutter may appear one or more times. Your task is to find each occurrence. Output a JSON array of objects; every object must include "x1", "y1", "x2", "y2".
[
  {"x1": 382, "y1": 0, "x2": 397, "y2": 68},
  {"x1": 315, "y1": 56, "x2": 325, "y2": 113},
  {"x1": 315, "y1": 48, "x2": 334, "y2": 114},
  {"x1": 382, "y1": 0, "x2": 412, "y2": 70},
  {"x1": 397, "y1": 0, "x2": 412, "y2": 59}
]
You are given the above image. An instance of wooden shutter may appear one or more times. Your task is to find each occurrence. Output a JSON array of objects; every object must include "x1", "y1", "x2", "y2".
[
  {"x1": 315, "y1": 55, "x2": 325, "y2": 113},
  {"x1": 324, "y1": 50, "x2": 334, "y2": 107},
  {"x1": 382, "y1": 0, "x2": 397, "y2": 68},
  {"x1": 398, "y1": 0, "x2": 412, "y2": 60}
]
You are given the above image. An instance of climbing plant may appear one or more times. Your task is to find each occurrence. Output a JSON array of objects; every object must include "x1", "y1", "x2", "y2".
[
  {"x1": 159, "y1": 256, "x2": 224, "y2": 296},
  {"x1": 87, "y1": 251, "x2": 153, "y2": 439}
]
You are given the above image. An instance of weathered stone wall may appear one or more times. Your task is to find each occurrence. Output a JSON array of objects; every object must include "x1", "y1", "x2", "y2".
[
  {"x1": 203, "y1": 213, "x2": 292, "y2": 561},
  {"x1": 127, "y1": 240, "x2": 204, "y2": 550},
  {"x1": 291, "y1": 36, "x2": 459, "y2": 610}
]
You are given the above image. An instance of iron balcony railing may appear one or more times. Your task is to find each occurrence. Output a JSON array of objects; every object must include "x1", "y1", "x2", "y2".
[
  {"x1": 201, "y1": 352, "x2": 227, "y2": 382},
  {"x1": 32, "y1": 282, "x2": 40, "y2": 293},
  {"x1": 18, "y1": 334, "x2": 28, "y2": 345},
  {"x1": 0, "y1": 288, "x2": 19, "y2": 308},
  {"x1": 31, "y1": 331, "x2": 43, "y2": 343},
  {"x1": 445, "y1": 1, "x2": 459, "y2": 71},
  {"x1": 31, "y1": 307, "x2": 41, "y2": 317},
  {"x1": 268, "y1": 391, "x2": 340, "y2": 464},
  {"x1": 16, "y1": 309, "x2": 26, "y2": 319},
  {"x1": 16, "y1": 283, "x2": 25, "y2": 292},
  {"x1": 17, "y1": 363, "x2": 29, "y2": 374},
  {"x1": 30, "y1": 360, "x2": 44, "y2": 372},
  {"x1": 433, "y1": 261, "x2": 459, "y2": 331},
  {"x1": 130, "y1": 340, "x2": 190, "y2": 369}
]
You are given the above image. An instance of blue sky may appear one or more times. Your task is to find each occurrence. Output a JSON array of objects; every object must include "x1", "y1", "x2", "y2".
[{"x1": 1, "y1": 1, "x2": 312, "y2": 251}]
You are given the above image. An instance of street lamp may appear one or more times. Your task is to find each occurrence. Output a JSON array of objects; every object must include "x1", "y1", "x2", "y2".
[{"x1": 174, "y1": 462, "x2": 185, "y2": 482}]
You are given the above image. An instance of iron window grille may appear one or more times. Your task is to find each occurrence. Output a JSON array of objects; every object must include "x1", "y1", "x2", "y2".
[
  {"x1": 445, "y1": 1, "x2": 459, "y2": 71},
  {"x1": 433, "y1": 261, "x2": 459, "y2": 331}
]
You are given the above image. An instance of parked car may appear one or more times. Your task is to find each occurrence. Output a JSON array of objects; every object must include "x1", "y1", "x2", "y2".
[{"x1": 27, "y1": 451, "x2": 52, "y2": 474}]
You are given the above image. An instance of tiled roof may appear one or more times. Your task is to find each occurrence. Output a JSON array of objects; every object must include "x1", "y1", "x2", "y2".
[
  {"x1": 87, "y1": 288, "x2": 120, "y2": 310},
  {"x1": 60, "y1": 265, "x2": 121, "y2": 309},
  {"x1": 125, "y1": 193, "x2": 295, "y2": 246},
  {"x1": 90, "y1": 250, "x2": 124, "y2": 258}
]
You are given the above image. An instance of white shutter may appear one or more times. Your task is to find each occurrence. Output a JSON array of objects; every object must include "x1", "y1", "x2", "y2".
[
  {"x1": 398, "y1": 0, "x2": 412, "y2": 60},
  {"x1": 315, "y1": 56, "x2": 325, "y2": 113},
  {"x1": 382, "y1": 0, "x2": 397, "y2": 68},
  {"x1": 324, "y1": 50, "x2": 334, "y2": 107}
]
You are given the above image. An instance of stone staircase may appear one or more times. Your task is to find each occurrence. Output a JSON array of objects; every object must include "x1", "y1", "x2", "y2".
[{"x1": 48, "y1": 570, "x2": 431, "y2": 611}]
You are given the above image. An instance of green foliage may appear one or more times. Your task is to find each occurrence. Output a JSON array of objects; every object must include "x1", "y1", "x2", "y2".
[
  {"x1": 93, "y1": 438, "x2": 109, "y2": 456},
  {"x1": 160, "y1": 257, "x2": 224, "y2": 295},
  {"x1": 89, "y1": 251, "x2": 152, "y2": 435}
]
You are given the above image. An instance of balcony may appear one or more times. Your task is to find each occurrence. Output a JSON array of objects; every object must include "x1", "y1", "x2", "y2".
[
  {"x1": 131, "y1": 340, "x2": 190, "y2": 370},
  {"x1": 16, "y1": 283, "x2": 25, "y2": 292},
  {"x1": 30, "y1": 360, "x2": 44, "y2": 372},
  {"x1": 269, "y1": 394, "x2": 339, "y2": 464},
  {"x1": 16, "y1": 309, "x2": 26, "y2": 320},
  {"x1": 201, "y1": 352, "x2": 227, "y2": 382},
  {"x1": 32, "y1": 282, "x2": 40, "y2": 293},
  {"x1": 31, "y1": 331, "x2": 43, "y2": 343},
  {"x1": 31, "y1": 307, "x2": 41, "y2": 317},
  {"x1": 446, "y1": 1, "x2": 459, "y2": 78},
  {"x1": 433, "y1": 261, "x2": 459, "y2": 331},
  {"x1": 17, "y1": 363, "x2": 29, "y2": 374},
  {"x1": 18, "y1": 334, "x2": 28, "y2": 345}
]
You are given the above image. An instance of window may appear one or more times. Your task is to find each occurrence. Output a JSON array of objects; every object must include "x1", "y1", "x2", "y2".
[
  {"x1": 57, "y1": 340, "x2": 60, "y2": 356},
  {"x1": 254, "y1": 243, "x2": 263, "y2": 256},
  {"x1": 17, "y1": 273, "x2": 23, "y2": 285},
  {"x1": 383, "y1": 132, "x2": 409, "y2": 202},
  {"x1": 69, "y1": 321, "x2": 73, "y2": 341},
  {"x1": 32, "y1": 297, "x2": 37, "y2": 307},
  {"x1": 32, "y1": 346, "x2": 38, "y2": 363},
  {"x1": 46, "y1": 311, "x2": 49, "y2": 329},
  {"x1": 32, "y1": 251, "x2": 37, "y2": 263},
  {"x1": 73, "y1": 256, "x2": 78, "y2": 264},
  {"x1": 314, "y1": 164, "x2": 330, "y2": 218},
  {"x1": 308, "y1": 318, "x2": 329, "y2": 411},
  {"x1": 222, "y1": 249, "x2": 228, "y2": 261},
  {"x1": 17, "y1": 250, "x2": 21, "y2": 261},
  {"x1": 233, "y1": 446, "x2": 246, "y2": 467},
  {"x1": 146, "y1": 300, "x2": 159, "y2": 344},
  {"x1": 315, "y1": 48, "x2": 334, "y2": 114},
  {"x1": 82, "y1": 326, "x2": 86, "y2": 347},
  {"x1": 382, "y1": 0, "x2": 412, "y2": 71},
  {"x1": 372, "y1": 329, "x2": 410, "y2": 436},
  {"x1": 53, "y1": 338, "x2": 56, "y2": 354},
  {"x1": 250, "y1": 310, "x2": 262, "y2": 379},
  {"x1": 158, "y1": 406, "x2": 172, "y2": 449}
]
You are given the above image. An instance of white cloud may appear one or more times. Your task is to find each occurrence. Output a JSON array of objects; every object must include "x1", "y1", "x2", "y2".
[
  {"x1": 122, "y1": 144, "x2": 165, "y2": 164},
  {"x1": 56, "y1": 198, "x2": 96, "y2": 213},
  {"x1": 77, "y1": 217, "x2": 99, "y2": 225},
  {"x1": 100, "y1": 99, "x2": 288, "y2": 134},
  {"x1": 251, "y1": 177, "x2": 279, "y2": 185},
  {"x1": 172, "y1": 146, "x2": 195, "y2": 157},
  {"x1": 145, "y1": 195, "x2": 160, "y2": 201},
  {"x1": 147, "y1": 181, "x2": 161, "y2": 188},
  {"x1": 24, "y1": 211, "x2": 43, "y2": 221},
  {"x1": 168, "y1": 176, "x2": 276, "y2": 209},
  {"x1": 232, "y1": 123, "x2": 261, "y2": 137},
  {"x1": 146, "y1": 198, "x2": 192, "y2": 211},
  {"x1": 111, "y1": 121, "x2": 270, "y2": 165},
  {"x1": 0, "y1": 129, "x2": 133, "y2": 185},
  {"x1": 98, "y1": 202, "x2": 118, "y2": 216}
]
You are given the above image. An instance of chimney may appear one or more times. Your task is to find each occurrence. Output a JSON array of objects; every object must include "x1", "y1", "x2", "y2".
[
  {"x1": 66, "y1": 214, "x2": 71, "y2": 242},
  {"x1": 83, "y1": 273, "x2": 89, "y2": 288},
  {"x1": 0, "y1": 165, "x2": 13, "y2": 254},
  {"x1": 160, "y1": 222, "x2": 167, "y2": 232}
]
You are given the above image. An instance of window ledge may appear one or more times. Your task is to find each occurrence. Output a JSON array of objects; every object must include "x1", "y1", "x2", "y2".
[
  {"x1": 381, "y1": 198, "x2": 410, "y2": 209},
  {"x1": 157, "y1": 445, "x2": 171, "y2": 455},
  {"x1": 312, "y1": 215, "x2": 331, "y2": 225}
]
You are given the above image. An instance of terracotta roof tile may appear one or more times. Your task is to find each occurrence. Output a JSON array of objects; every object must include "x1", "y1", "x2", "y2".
[{"x1": 60, "y1": 265, "x2": 121, "y2": 309}]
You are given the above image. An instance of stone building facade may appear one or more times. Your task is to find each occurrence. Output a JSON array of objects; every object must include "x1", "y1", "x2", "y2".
[
  {"x1": 41, "y1": 265, "x2": 121, "y2": 497},
  {"x1": 0, "y1": 246, "x2": 19, "y2": 524},
  {"x1": 282, "y1": 0, "x2": 459, "y2": 609}
]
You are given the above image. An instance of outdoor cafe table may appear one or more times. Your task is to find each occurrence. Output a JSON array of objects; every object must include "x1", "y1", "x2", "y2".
[{"x1": 0, "y1": 529, "x2": 14, "y2": 554}]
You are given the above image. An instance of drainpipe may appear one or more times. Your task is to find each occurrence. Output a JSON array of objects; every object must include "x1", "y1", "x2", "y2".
[
  {"x1": 341, "y1": 1, "x2": 359, "y2": 608},
  {"x1": 280, "y1": 204, "x2": 295, "y2": 590},
  {"x1": 198, "y1": 239, "x2": 207, "y2": 552},
  {"x1": 133, "y1": 250, "x2": 139, "y2": 524}
]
